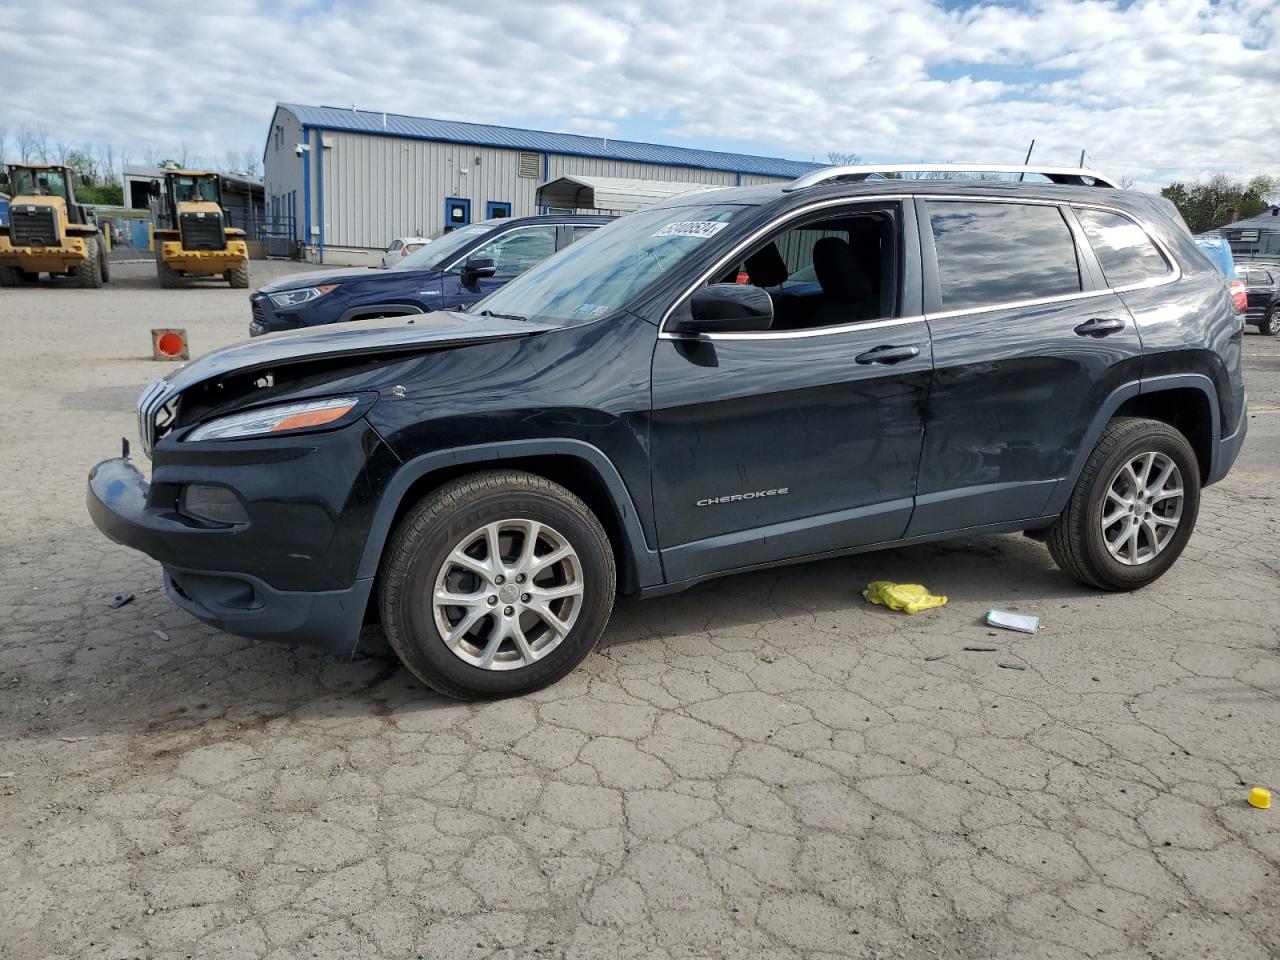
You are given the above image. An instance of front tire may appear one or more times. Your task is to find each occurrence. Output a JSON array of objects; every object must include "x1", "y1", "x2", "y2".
[
  {"x1": 225, "y1": 261, "x2": 250, "y2": 289},
  {"x1": 1259, "y1": 306, "x2": 1279, "y2": 337},
  {"x1": 1046, "y1": 417, "x2": 1200, "y2": 591},
  {"x1": 378, "y1": 471, "x2": 616, "y2": 699},
  {"x1": 0, "y1": 266, "x2": 18, "y2": 287},
  {"x1": 75, "y1": 237, "x2": 104, "y2": 288},
  {"x1": 156, "y1": 255, "x2": 185, "y2": 288}
]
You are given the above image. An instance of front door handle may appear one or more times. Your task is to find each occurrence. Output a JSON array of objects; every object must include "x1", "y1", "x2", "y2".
[
  {"x1": 855, "y1": 344, "x2": 920, "y2": 365},
  {"x1": 1074, "y1": 317, "x2": 1126, "y2": 337}
]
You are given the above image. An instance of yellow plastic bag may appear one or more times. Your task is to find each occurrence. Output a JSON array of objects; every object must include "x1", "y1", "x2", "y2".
[{"x1": 862, "y1": 580, "x2": 948, "y2": 614}]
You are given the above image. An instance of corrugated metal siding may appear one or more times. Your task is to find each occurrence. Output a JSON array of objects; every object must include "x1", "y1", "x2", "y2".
[
  {"x1": 286, "y1": 95, "x2": 801, "y2": 253},
  {"x1": 317, "y1": 132, "x2": 794, "y2": 250},
  {"x1": 321, "y1": 132, "x2": 551, "y2": 248},
  {"x1": 263, "y1": 108, "x2": 305, "y2": 240},
  {"x1": 283, "y1": 103, "x2": 822, "y2": 179},
  {"x1": 547, "y1": 155, "x2": 737, "y2": 186}
]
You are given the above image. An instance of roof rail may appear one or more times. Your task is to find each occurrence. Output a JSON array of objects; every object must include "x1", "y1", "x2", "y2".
[{"x1": 783, "y1": 164, "x2": 1120, "y2": 191}]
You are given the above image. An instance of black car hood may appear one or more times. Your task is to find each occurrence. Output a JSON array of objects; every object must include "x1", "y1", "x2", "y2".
[
  {"x1": 255, "y1": 266, "x2": 396, "y2": 293},
  {"x1": 163, "y1": 312, "x2": 551, "y2": 391}
]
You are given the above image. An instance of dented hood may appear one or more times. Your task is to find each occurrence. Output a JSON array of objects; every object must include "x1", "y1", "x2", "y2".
[{"x1": 162, "y1": 311, "x2": 550, "y2": 391}]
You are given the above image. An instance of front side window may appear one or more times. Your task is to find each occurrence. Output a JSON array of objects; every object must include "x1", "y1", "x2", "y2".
[
  {"x1": 929, "y1": 201, "x2": 1081, "y2": 311},
  {"x1": 707, "y1": 206, "x2": 898, "y2": 331},
  {"x1": 473, "y1": 203, "x2": 753, "y2": 324},
  {"x1": 465, "y1": 226, "x2": 558, "y2": 277},
  {"x1": 1075, "y1": 208, "x2": 1170, "y2": 288}
]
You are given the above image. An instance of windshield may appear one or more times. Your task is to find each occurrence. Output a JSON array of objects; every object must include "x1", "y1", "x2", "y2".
[
  {"x1": 11, "y1": 168, "x2": 67, "y2": 199},
  {"x1": 393, "y1": 224, "x2": 492, "y2": 271},
  {"x1": 172, "y1": 176, "x2": 219, "y2": 203},
  {"x1": 472, "y1": 203, "x2": 751, "y2": 323}
]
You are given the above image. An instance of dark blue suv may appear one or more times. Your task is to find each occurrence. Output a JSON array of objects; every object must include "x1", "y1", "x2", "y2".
[
  {"x1": 249, "y1": 214, "x2": 611, "y2": 336},
  {"x1": 90, "y1": 166, "x2": 1246, "y2": 699}
]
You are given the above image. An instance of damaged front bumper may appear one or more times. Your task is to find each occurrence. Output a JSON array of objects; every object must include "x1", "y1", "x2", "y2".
[{"x1": 86, "y1": 428, "x2": 395, "y2": 655}]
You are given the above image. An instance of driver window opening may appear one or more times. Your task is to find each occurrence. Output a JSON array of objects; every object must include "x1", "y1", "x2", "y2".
[{"x1": 713, "y1": 208, "x2": 898, "y2": 331}]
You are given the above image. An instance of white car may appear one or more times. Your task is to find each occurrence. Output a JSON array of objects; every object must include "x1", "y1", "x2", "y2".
[{"x1": 381, "y1": 236, "x2": 431, "y2": 268}]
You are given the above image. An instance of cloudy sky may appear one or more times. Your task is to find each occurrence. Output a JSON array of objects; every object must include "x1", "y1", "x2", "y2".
[{"x1": 1, "y1": 0, "x2": 1277, "y2": 191}]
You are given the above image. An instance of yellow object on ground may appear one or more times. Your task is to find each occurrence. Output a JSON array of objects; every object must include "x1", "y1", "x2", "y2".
[
  {"x1": 862, "y1": 581, "x2": 948, "y2": 614},
  {"x1": 1249, "y1": 787, "x2": 1272, "y2": 810}
]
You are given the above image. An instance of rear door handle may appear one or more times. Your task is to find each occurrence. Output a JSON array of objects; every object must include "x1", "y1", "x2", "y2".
[
  {"x1": 1074, "y1": 317, "x2": 1126, "y2": 337},
  {"x1": 855, "y1": 344, "x2": 921, "y2": 365}
]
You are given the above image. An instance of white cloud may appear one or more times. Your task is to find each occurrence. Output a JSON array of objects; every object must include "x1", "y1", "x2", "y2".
[{"x1": 0, "y1": 0, "x2": 1275, "y2": 191}]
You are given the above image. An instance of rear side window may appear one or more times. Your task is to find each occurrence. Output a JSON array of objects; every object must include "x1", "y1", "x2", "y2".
[
  {"x1": 1075, "y1": 208, "x2": 1170, "y2": 287},
  {"x1": 929, "y1": 201, "x2": 1081, "y2": 310}
]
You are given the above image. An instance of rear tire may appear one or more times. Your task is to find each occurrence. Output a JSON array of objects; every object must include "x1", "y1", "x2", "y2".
[
  {"x1": 1046, "y1": 417, "x2": 1200, "y2": 591},
  {"x1": 75, "y1": 238, "x2": 104, "y2": 288},
  {"x1": 378, "y1": 470, "x2": 616, "y2": 699},
  {"x1": 226, "y1": 261, "x2": 250, "y2": 289},
  {"x1": 1259, "y1": 306, "x2": 1279, "y2": 337},
  {"x1": 99, "y1": 242, "x2": 110, "y2": 283},
  {"x1": 0, "y1": 266, "x2": 19, "y2": 287}
]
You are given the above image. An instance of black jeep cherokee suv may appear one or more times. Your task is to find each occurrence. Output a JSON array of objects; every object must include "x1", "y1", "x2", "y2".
[{"x1": 88, "y1": 166, "x2": 1248, "y2": 699}]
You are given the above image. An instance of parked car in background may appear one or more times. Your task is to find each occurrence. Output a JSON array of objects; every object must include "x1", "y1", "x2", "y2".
[
  {"x1": 1235, "y1": 261, "x2": 1280, "y2": 335},
  {"x1": 93, "y1": 165, "x2": 1247, "y2": 698},
  {"x1": 381, "y1": 236, "x2": 431, "y2": 268},
  {"x1": 1193, "y1": 234, "x2": 1247, "y2": 314},
  {"x1": 249, "y1": 214, "x2": 612, "y2": 336}
]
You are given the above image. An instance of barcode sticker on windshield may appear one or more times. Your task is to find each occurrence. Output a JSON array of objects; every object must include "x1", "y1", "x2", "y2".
[{"x1": 651, "y1": 221, "x2": 729, "y2": 239}]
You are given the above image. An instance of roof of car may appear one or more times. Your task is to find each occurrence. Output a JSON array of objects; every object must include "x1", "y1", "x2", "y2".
[
  {"x1": 654, "y1": 176, "x2": 1149, "y2": 211},
  {"x1": 474, "y1": 214, "x2": 616, "y2": 228}
]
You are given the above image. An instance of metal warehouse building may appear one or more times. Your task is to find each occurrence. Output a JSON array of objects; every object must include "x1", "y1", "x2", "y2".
[{"x1": 263, "y1": 102, "x2": 820, "y2": 265}]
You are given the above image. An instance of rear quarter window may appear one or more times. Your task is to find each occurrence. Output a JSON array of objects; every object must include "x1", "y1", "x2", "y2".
[
  {"x1": 1075, "y1": 208, "x2": 1170, "y2": 288},
  {"x1": 928, "y1": 201, "x2": 1081, "y2": 311}
]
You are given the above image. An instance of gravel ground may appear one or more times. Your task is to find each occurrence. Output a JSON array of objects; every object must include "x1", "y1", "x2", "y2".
[{"x1": 1, "y1": 261, "x2": 1278, "y2": 960}]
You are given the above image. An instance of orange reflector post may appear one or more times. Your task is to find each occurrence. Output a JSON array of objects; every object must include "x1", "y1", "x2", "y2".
[{"x1": 152, "y1": 329, "x2": 189, "y2": 360}]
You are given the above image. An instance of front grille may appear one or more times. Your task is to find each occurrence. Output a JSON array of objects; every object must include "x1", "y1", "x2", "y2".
[
  {"x1": 251, "y1": 298, "x2": 266, "y2": 325},
  {"x1": 9, "y1": 205, "x2": 60, "y2": 247},
  {"x1": 179, "y1": 211, "x2": 226, "y2": 251},
  {"x1": 137, "y1": 379, "x2": 180, "y2": 458}
]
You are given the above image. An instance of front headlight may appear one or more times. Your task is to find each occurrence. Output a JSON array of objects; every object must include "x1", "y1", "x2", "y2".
[
  {"x1": 186, "y1": 396, "x2": 362, "y2": 442},
  {"x1": 268, "y1": 284, "x2": 336, "y2": 308}
]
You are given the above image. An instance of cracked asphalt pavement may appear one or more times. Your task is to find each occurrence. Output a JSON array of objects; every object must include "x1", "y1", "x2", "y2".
[{"x1": 1, "y1": 262, "x2": 1278, "y2": 959}]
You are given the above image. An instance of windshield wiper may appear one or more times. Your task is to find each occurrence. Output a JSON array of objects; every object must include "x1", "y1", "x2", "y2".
[{"x1": 477, "y1": 309, "x2": 530, "y2": 323}]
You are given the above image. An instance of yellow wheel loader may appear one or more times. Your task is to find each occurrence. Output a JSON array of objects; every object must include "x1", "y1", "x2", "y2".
[
  {"x1": 151, "y1": 171, "x2": 249, "y2": 288},
  {"x1": 0, "y1": 164, "x2": 109, "y2": 288}
]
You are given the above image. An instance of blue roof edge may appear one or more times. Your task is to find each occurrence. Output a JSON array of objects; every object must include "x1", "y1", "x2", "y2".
[{"x1": 277, "y1": 103, "x2": 822, "y2": 180}]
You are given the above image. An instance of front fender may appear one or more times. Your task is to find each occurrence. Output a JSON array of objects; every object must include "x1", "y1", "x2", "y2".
[{"x1": 354, "y1": 439, "x2": 663, "y2": 591}]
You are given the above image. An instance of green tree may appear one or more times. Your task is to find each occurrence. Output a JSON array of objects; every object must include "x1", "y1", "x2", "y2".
[
  {"x1": 64, "y1": 149, "x2": 98, "y2": 187},
  {"x1": 1160, "y1": 174, "x2": 1279, "y2": 234}
]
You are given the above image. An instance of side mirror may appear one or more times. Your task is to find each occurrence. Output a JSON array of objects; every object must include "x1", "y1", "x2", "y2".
[
  {"x1": 668, "y1": 283, "x2": 774, "y2": 334},
  {"x1": 461, "y1": 256, "x2": 496, "y2": 284}
]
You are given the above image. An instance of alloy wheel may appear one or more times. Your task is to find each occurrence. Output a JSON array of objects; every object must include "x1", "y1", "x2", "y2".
[
  {"x1": 431, "y1": 519, "x2": 584, "y2": 670},
  {"x1": 1100, "y1": 451, "x2": 1184, "y2": 566}
]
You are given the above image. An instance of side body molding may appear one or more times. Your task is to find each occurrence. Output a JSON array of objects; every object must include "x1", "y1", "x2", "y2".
[{"x1": 355, "y1": 438, "x2": 663, "y2": 588}]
